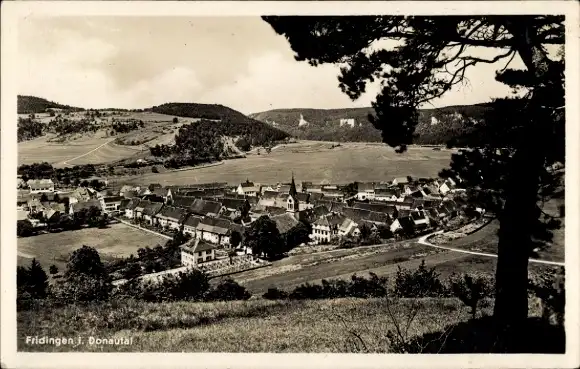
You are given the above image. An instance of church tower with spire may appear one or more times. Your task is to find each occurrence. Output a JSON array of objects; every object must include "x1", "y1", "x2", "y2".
[{"x1": 287, "y1": 172, "x2": 300, "y2": 215}]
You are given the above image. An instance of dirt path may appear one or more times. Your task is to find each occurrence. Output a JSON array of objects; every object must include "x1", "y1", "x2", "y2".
[{"x1": 60, "y1": 139, "x2": 116, "y2": 166}]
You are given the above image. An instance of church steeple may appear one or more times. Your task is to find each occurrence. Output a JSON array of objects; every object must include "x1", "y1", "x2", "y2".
[{"x1": 289, "y1": 172, "x2": 297, "y2": 197}]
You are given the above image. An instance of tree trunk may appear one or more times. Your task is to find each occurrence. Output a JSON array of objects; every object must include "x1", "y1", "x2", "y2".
[{"x1": 493, "y1": 20, "x2": 555, "y2": 334}]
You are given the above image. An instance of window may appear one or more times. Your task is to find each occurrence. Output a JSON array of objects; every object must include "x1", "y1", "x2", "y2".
[
  {"x1": 198, "y1": 258, "x2": 203, "y2": 264},
  {"x1": 198, "y1": 251, "x2": 203, "y2": 256}
]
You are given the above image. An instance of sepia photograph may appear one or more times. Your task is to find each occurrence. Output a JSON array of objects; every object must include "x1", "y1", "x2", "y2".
[{"x1": 1, "y1": 1, "x2": 579, "y2": 368}]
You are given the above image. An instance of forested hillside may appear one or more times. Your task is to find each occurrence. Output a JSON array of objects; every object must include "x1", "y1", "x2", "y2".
[
  {"x1": 250, "y1": 104, "x2": 495, "y2": 146},
  {"x1": 17, "y1": 95, "x2": 82, "y2": 114}
]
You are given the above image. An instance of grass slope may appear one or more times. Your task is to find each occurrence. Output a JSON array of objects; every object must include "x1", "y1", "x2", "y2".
[{"x1": 18, "y1": 296, "x2": 549, "y2": 353}]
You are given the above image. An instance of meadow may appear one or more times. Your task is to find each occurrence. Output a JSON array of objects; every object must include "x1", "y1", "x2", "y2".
[
  {"x1": 18, "y1": 135, "x2": 112, "y2": 166},
  {"x1": 120, "y1": 141, "x2": 455, "y2": 185},
  {"x1": 18, "y1": 296, "x2": 553, "y2": 353},
  {"x1": 17, "y1": 222, "x2": 168, "y2": 271}
]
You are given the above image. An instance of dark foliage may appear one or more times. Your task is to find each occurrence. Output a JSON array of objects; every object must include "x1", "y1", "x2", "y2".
[
  {"x1": 207, "y1": 278, "x2": 252, "y2": 301},
  {"x1": 18, "y1": 117, "x2": 45, "y2": 142},
  {"x1": 17, "y1": 95, "x2": 81, "y2": 114},
  {"x1": 244, "y1": 215, "x2": 285, "y2": 259},
  {"x1": 263, "y1": 287, "x2": 289, "y2": 300},
  {"x1": 394, "y1": 261, "x2": 447, "y2": 298}
]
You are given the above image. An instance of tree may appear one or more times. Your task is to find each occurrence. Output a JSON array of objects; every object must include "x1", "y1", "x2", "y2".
[
  {"x1": 244, "y1": 215, "x2": 284, "y2": 259},
  {"x1": 230, "y1": 230, "x2": 243, "y2": 249},
  {"x1": 58, "y1": 245, "x2": 112, "y2": 302},
  {"x1": 284, "y1": 221, "x2": 311, "y2": 250},
  {"x1": 173, "y1": 117, "x2": 179, "y2": 123},
  {"x1": 17, "y1": 219, "x2": 35, "y2": 237},
  {"x1": 263, "y1": 15, "x2": 564, "y2": 331},
  {"x1": 17, "y1": 259, "x2": 49, "y2": 299}
]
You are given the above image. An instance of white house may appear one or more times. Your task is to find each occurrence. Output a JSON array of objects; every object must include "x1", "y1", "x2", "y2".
[
  {"x1": 338, "y1": 217, "x2": 359, "y2": 237},
  {"x1": 311, "y1": 214, "x2": 346, "y2": 244},
  {"x1": 180, "y1": 238, "x2": 217, "y2": 267},
  {"x1": 195, "y1": 218, "x2": 232, "y2": 246},
  {"x1": 183, "y1": 215, "x2": 201, "y2": 236},
  {"x1": 27, "y1": 179, "x2": 55, "y2": 193},
  {"x1": 237, "y1": 181, "x2": 260, "y2": 197},
  {"x1": 155, "y1": 206, "x2": 186, "y2": 230},
  {"x1": 374, "y1": 188, "x2": 400, "y2": 202},
  {"x1": 99, "y1": 196, "x2": 124, "y2": 213},
  {"x1": 356, "y1": 182, "x2": 376, "y2": 201}
]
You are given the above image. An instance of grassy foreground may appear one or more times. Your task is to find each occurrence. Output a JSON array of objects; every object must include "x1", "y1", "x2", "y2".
[{"x1": 18, "y1": 296, "x2": 551, "y2": 353}]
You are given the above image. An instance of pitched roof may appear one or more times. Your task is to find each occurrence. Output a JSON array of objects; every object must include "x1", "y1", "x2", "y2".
[
  {"x1": 265, "y1": 206, "x2": 287, "y2": 216},
  {"x1": 410, "y1": 210, "x2": 427, "y2": 221},
  {"x1": 157, "y1": 206, "x2": 186, "y2": 221},
  {"x1": 342, "y1": 207, "x2": 390, "y2": 224},
  {"x1": 353, "y1": 202, "x2": 397, "y2": 215},
  {"x1": 394, "y1": 216, "x2": 415, "y2": 231},
  {"x1": 393, "y1": 177, "x2": 409, "y2": 184},
  {"x1": 123, "y1": 190, "x2": 139, "y2": 199},
  {"x1": 143, "y1": 202, "x2": 164, "y2": 216},
  {"x1": 271, "y1": 213, "x2": 300, "y2": 234},
  {"x1": 261, "y1": 190, "x2": 280, "y2": 200},
  {"x1": 124, "y1": 198, "x2": 141, "y2": 210},
  {"x1": 240, "y1": 181, "x2": 255, "y2": 188},
  {"x1": 375, "y1": 188, "x2": 401, "y2": 197},
  {"x1": 357, "y1": 182, "x2": 375, "y2": 191},
  {"x1": 190, "y1": 199, "x2": 222, "y2": 216},
  {"x1": 221, "y1": 198, "x2": 248, "y2": 210},
  {"x1": 151, "y1": 187, "x2": 167, "y2": 197},
  {"x1": 119, "y1": 198, "x2": 132, "y2": 210},
  {"x1": 308, "y1": 192, "x2": 325, "y2": 202},
  {"x1": 314, "y1": 213, "x2": 346, "y2": 227},
  {"x1": 197, "y1": 217, "x2": 231, "y2": 235},
  {"x1": 102, "y1": 196, "x2": 124, "y2": 203},
  {"x1": 172, "y1": 195, "x2": 196, "y2": 209},
  {"x1": 291, "y1": 192, "x2": 310, "y2": 202},
  {"x1": 184, "y1": 190, "x2": 206, "y2": 198},
  {"x1": 181, "y1": 238, "x2": 217, "y2": 253},
  {"x1": 183, "y1": 215, "x2": 202, "y2": 228}
]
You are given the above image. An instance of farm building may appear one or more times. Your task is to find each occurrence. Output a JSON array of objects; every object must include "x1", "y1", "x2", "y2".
[{"x1": 27, "y1": 179, "x2": 55, "y2": 193}]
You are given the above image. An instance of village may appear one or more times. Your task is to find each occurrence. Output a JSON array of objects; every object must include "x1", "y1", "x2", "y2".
[{"x1": 16, "y1": 172, "x2": 481, "y2": 284}]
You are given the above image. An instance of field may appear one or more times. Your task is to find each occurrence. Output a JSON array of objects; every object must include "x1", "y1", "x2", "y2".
[
  {"x1": 119, "y1": 141, "x2": 455, "y2": 185},
  {"x1": 17, "y1": 222, "x2": 168, "y2": 271},
  {"x1": 18, "y1": 134, "x2": 112, "y2": 166},
  {"x1": 17, "y1": 111, "x2": 186, "y2": 167}
]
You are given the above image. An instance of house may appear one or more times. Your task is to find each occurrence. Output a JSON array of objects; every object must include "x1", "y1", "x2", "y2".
[
  {"x1": 122, "y1": 198, "x2": 141, "y2": 219},
  {"x1": 149, "y1": 187, "x2": 173, "y2": 203},
  {"x1": 311, "y1": 213, "x2": 346, "y2": 244},
  {"x1": 142, "y1": 202, "x2": 164, "y2": 225},
  {"x1": 195, "y1": 217, "x2": 233, "y2": 246},
  {"x1": 342, "y1": 207, "x2": 390, "y2": 226},
  {"x1": 27, "y1": 179, "x2": 55, "y2": 193},
  {"x1": 183, "y1": 215, "x2": 202, "y2": 236},
  {"x1": 99, "y1": 196, "x2": 124, "y2": 213},
  {"x1": 308, "y1": 192, "x2": 325, "y2": 203},
  {"x1": 190, "y1": 199, "x2": 222, "y2": 218},
  {"x1": 272, "y1": 213, "x2": 300, "y2": 235},
  {"x1": 69, "y1": 199, "x2": 102, "y2": 216},
  {"x1": 392, "y1": 177, "x2": 410, "y2": 186},
  {"x1": 42, "y1": 203, "x2": 66, "y2": 221},
  {"x1": 119, "y1": 185, "x2": 136, "y2": 197},
  {"x1": 180, "y1": 238, "x2": 217, "y2": 267},
  {"x1": 356, "y1": 182, "x2": 376, "y2": 201},
  {"x1": 172, "y1": 195, "x2": 196, "y2": 209},
  {"x1": 305, "y1": 184, "x2": 323, "y2": 193},
  {"x1": 374, "y1": 188, "x2": 401, "y2": 202},
  {"x1": 155, "y1": 206, "x2": 187, "y2": 230},
  {"x1": 338, "y1": 217, "x2": 359, "y2": 237},
  {"x1": 221, "y1": 198, "x2": 250, "y2": 216},
  {"x1": 409, "y1": 210, "x2": 431, "y2": 231},
  {"x1": 237, "y1": 181, "x2": 260, "y2": 197},
  {"x1": 439, "y1": 179, "x2": 456, "y2": 195},
  {"x1": 390, "y1": 216, "x2": 416, "y2": 236},
  {"x1": 297, "y1": 205, "x2": 330, "y2": 224},
  {"x1": 352, "y1": 202, "x2": 397, "y2": 217},
  {"x1": 17, "y1": 190, "x2": 32, "y2": 209},
  {"x1": 437, "y1": 200, "x2": 459, "y2": 218},
  {"x1": 68, "y1": 187, "x2": 93, "y2": 205},
  {"x1": 134, "y1": 200, "x2": 151, "y2": 220},
  {"x1": 320, "y1": 188, "x2": 344, "y2": 201}
]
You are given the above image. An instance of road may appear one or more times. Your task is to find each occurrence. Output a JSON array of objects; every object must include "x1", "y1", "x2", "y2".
[
  {"x1": 59, "y1": 139, "x2": 116, "y2": 166},
  {"x1": 417, "y1": 231, "x2": 565, "y2": 267}
]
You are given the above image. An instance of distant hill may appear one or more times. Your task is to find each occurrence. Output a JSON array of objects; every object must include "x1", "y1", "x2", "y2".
[
  {"x1": 17, "y1": 95, "x2": 82, "y2": 114},
  {"x1": 250, "y1": 104, "x2": 493, "y2": 145}
]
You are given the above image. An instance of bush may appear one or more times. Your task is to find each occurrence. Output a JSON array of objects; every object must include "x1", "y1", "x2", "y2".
[
  {"x1": 151, "y1": 166, "x2": 159, "y2": 173},
  {"x1": 263, "y1": 287, "x2": 289, "y2": 300},
  {"x1": 529, "y1": 267, "x2": 565, "y2": 326},
  {"x1": 394, "y1": 260, "x2": 447, "y2": 298},
  {"x1": 448, "y1": 273, "x2": 494, "y2": 319},
  {"x1": 207, "y1": 278, "x2": 251, "y2": 301}
]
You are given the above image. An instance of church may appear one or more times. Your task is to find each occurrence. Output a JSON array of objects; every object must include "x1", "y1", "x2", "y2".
[{"x1": 286, "y1": 173, "x2": 313, "y2": 217}]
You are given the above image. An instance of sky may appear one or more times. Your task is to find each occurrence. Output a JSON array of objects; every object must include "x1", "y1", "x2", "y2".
[{"x1": 18, "y1": 16, "x2": 524, "y2": 114}]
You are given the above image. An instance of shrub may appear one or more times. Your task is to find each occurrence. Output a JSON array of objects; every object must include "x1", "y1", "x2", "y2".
[
  {"x1": 151, "y1": 166, "x2": 159, "y2": 173},
  {"x1": 207, "y1": 278, "x2": 251, "y2": 301},
  {"x1": 529, "y1": 267, "x2": 565, "y2": 326},
  {"x1": 289, "y1": 283, "x2": 324, "y2": 300},
  {"x1": 348, "y1": 273, "x2": 389, "y2": 298},
  {"x1": 263, "y1": 287, "x2": 289, "y2": 300},
  {"x1": 448, "y1": 273, "x2": 494, "y2": 319},
  {"x1": 394, "y1": 260, "x2": 447, "y2": 298}
]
